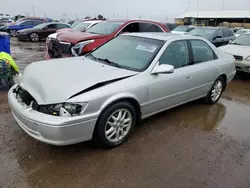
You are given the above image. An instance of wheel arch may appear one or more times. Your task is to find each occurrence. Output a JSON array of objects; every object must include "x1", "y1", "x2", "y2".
[
  {"x1": 93, "y1": 94, "x2": 142, "y2": 138},
  {"x1": 219, "y1": 74, "x2": 227, "y2": 91}
]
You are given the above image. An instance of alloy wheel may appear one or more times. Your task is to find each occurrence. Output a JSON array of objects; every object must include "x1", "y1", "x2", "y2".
[
  {"x1": 30, "y1": 33, "x2": 39, "y2": 42},
  {"x1": 105, "y1": 109, "x2": 132, "y2": 143},
  {"x1": 211, "y1": 80, "x2": 223, "y2": 102}
]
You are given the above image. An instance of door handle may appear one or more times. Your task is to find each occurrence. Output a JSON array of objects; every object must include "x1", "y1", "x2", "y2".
[{"x1": 186, "y1": 76, "x2": 192, "y2": 79}]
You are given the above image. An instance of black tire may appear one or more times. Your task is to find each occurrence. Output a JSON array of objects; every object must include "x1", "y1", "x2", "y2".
[
  {"x1": 95, "y1": 101, "x2": 137, "y2": 148},
  {"x1": 204, "y1": 76, "x2": 225, "y2": 104},
  {"x1": 30, "y1": 33, "x2": 40, "y2": 42}
]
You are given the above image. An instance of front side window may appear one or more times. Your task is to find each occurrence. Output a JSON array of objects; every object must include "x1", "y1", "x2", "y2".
[
  {"x1": 88, "y1": 35, "x2": 164, "y2": 71},
  {"x1": 159, "y1": 40, "x2": 189, "y2": 69},
  {"x1": 86, "y1": 21, "x2": 124, "y2": 35},
  {"x1": 190, "y1": 40, "x2": 215, "y2": 63}
]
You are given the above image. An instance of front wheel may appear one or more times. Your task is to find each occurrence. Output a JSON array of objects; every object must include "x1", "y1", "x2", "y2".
[
  {"x1": 95, "y1": 102, "x2": 137, "y2": 148},
  {"x1": 204, "y1": 77, "x2": 225, "y2": 104}
]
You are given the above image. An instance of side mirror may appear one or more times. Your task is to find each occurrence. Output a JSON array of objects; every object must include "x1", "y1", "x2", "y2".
[
  {"x1": 216, "y1": 36, "x2": 222, "y2": 39},
  {"x1": 151, "y1": 64, "x2": 174, "y2": 75}
]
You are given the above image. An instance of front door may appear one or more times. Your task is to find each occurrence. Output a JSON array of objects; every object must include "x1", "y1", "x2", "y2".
[{"x1": 146, "y1": 40, "x2": 195, "y2": 115}]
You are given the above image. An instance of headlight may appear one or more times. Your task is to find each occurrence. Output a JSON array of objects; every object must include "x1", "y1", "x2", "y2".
[
  {"x1": 47, "y1": 102, "x2": 88, "y2": 117},
  {"x1": 71, "y1": 40, "x2": 94, "y2": 56},
  {"x1": 246, "y1": 56, "x2": 250, "y2": 61}
]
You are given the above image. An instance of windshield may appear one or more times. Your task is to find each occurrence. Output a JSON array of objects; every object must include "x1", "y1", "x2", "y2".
[
  {"x1": 73, "y1": 22, "x2": 91, "y2": 31},
  {"x1": 71, "y1": 20, "x2": 81, "y2": 28},
  {"x1": 88, "y1": 35, "x2": 164, "y2": 71},
  {"x1": 188, "y1": 28, "x2": 216, "y2": 38},
  {"x1": 236, "y1": 30, "x2": 248, "y2": 35},
  {"x1": 86, "y1": 21, "x2": 124, "y2": 35},
  {"x1": 231, "y1": 34, "x2": 250, "y2": 46},
  {"x1": 173, "y1": 26, "x2": 189, "y2": 32}
]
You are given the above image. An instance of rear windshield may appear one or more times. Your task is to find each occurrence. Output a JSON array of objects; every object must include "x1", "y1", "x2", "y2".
[
  {"x1": 86, "y1": 21, "x2": 124, "y2": 35},
  {"x1": 173, "y1": 26, "x2": 189, "y2": 32}
]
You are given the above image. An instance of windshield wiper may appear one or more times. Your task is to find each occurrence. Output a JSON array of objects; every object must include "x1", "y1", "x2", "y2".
[
  {"x1": 97, "y1": 58, "x2": 122, "y2": 68},
  {"x1": 230, "y1": 43, "x2": 242, "y2": 45}
]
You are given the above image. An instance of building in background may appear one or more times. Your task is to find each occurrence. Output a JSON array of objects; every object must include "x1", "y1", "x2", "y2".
[{"x1": 176, "y1": 10, "x2": 250, "y2": 28}]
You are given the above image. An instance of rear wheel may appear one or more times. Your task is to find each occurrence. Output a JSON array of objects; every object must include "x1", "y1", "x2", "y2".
[
  {"x1": 10, "y1": 30, "x2": 17, "y2": 37},
  {"x1": 204, "y1": 77, "x2": 225, "y2": 104},
  {"x1": 30, "y1": 33, "x2": 39, "y2": 42},
  {"x1": 95, "y1": 102, "x2": 136, "y2": 148}
]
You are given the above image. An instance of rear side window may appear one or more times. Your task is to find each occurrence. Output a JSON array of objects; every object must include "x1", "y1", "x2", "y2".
[
  {"x1": 223, "y1": 29, "x2": 231, "y2": 37},
  {"x1": 57, "y1": 24, "x2": 69, "y2": 29},
  {"x1": 190, "y1": 40, "x2": 216, "y2": 63},
  {"x1": 216, "y1": 29, "x2": 223, "y2": 37},
  {"x1": 122, "y1": 23, "x2": 139, "y2": 33},
  {"x1": 22, "y1": 21, "x2": 33, "y2": 26},
  {"x1": 47, "y1": 24, "x2": 57, "y2": 28},
  {"x1": 139, "y1": 23, "x2": 163, "y2": 32},
  {"x1": 32, "y1": 21, "x2": 43, "y2": 26},
  {"x1": 153, "y1": 24, "x2": 163, "y2": 32}
]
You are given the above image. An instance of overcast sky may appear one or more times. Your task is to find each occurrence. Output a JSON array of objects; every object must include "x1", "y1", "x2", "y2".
[{"x1": 1, "y1": 0, "x2": 250, "y2": 21}]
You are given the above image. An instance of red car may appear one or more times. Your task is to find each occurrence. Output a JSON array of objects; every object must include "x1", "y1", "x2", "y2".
[{"x1": 45, "y1": 19, "x2": 169, "y2": 59}]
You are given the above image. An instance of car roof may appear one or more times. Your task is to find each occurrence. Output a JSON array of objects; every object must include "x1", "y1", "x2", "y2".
[
  {"x1": 123, "y1": 32, "x2": 205, "y2": 41},
  {"x1": 105, "y1": 19, "x2": 164, "y2": 25},
  {"x1": 83, "y1": 20, "x2": 103, "y2": 24}
]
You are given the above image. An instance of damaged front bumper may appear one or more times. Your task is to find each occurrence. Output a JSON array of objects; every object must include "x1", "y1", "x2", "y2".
[{"x1": 8, "y1": 85, "x2": 98, "y2": 146}]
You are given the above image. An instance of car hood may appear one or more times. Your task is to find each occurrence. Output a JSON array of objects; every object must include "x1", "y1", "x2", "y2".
[
  {"x1": 219, "y1": 44, "x2": 250, "y2": 59},
  {"x1": 57, "y1": 31, "x2": 107, "y2": 44},
  {"x1": 20, "y1": 57, "x2": 138, "y2": 104},
  {"x1": 56, "y1": 28, "x2": 72, "y2": 33},
  {"x1": 171, "y1": 31, "x2": 186, "y2": 34}
]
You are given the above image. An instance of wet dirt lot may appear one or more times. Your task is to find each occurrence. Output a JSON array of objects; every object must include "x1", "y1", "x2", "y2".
[{"x1": 1, "y1": 38, "x2": 250, "y2": 188}]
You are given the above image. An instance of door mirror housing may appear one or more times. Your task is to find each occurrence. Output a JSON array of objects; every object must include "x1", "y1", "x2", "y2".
[
  {"x1": 216, "y1": 35, "x2": 222, "y2": 39},
  {"x1": 152, "y1": 64, "x2": 174, "y2": 75}
]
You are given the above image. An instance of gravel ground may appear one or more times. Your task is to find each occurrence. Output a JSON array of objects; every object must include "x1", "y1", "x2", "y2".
[{"x1": 1, "y1": 38, "x2": 250, "y2": 188}]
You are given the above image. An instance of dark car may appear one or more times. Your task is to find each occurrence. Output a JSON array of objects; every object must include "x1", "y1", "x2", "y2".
[
  {"x1": 17, "y1": 22, "x2": 70, "y2": 42},
  {"x1": 165, "y1": 23, "x2": 178, "y2": 31},
  {"x1": 1, "y1": 19, "x2": 45, "y2": 36},
  {"x1": 188, "y1": 27, "x2": 236, "y2": 47}
]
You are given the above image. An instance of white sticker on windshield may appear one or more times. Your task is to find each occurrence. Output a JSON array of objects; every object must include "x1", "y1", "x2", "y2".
[{"x1": 136, "y1": 45, "x2": 157, "y2": 53}]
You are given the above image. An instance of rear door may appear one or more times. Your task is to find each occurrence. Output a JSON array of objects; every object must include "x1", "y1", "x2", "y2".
[
  {"x1": 212, "y1": 29, "x2": 224, "y2": 47},
  {"x1": 222, "y1": 29, "x2": 233, "y2": 45},
  {"x1": 186, "y1": 39, "x2": 221, "y2": 97}
]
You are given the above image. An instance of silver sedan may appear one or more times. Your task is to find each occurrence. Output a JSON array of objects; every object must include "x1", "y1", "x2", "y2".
[{"x1": 8, "y1": 33, "x2": 236, "y2": 148}]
